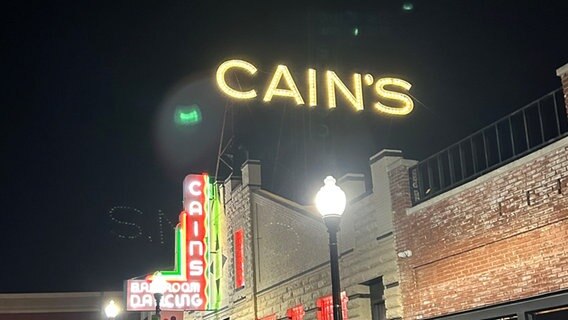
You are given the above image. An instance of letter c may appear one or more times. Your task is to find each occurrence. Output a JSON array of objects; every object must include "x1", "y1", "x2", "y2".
[
  {"x1": 188, "y1": 180, "x2": 202, "y2": 196},
  {"x1": 216, "y1": 59, "x2": 257, "y2": 99}
]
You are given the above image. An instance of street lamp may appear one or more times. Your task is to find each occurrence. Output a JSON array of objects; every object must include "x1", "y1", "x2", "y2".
[
  {"x1": 315, "y1": 176, "x2": 346, "y2": 320},
  {"x1": 150, "y1": 271, "x2": 168, "y2": 318},
  {"x1": 104, "y1": 300, "x2": 120, "y2": 319}
]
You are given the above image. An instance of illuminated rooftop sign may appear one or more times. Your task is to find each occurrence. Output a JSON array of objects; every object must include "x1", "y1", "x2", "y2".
[
  {"x1": 216, "y1": 59, "x2": 414, "y2": 115},
  {"x1": 126, "y1": 174, "x2": 224, "y2": 311}
]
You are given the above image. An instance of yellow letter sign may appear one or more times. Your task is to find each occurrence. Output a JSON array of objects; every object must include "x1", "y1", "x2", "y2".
[{"x1": 215, "y1": 59, "x2": 414, "y2": 116}]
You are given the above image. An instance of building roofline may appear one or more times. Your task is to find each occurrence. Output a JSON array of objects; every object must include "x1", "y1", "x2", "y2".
[{"x1": 556, "y1": 62, "x2": 568, "y2": 76}]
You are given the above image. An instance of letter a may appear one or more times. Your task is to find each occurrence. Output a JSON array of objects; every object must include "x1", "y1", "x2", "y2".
[{"x1": 263, "y1": 65, "x2": 305, "y2": 105}]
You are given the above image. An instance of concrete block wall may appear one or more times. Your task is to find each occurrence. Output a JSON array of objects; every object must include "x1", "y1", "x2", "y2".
[
  {"x1": 390, "y1": 137, "x2": 568, "y2": 319},
  {"x1": 251, "y1": 192, "x2": 402, "y2": 320},
  {"x1": 252, "y1": 191, "x2": 330, "y2": 292},
  {"x1": 195, "y1": 151, "x2": 405, "y2": 320}
]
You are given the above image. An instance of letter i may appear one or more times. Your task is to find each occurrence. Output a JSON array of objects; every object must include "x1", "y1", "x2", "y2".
[{"x1": 308, "y1": 68, "x2": 317, "y2": 107}]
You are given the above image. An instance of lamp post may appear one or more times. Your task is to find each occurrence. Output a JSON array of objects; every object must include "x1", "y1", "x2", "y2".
[
  {"x1": 316, "y1": 176, "x2": 346, "y2": 320},
  {"x1": 104, "y1": 300, "x2": 120, "y2": 320},
  {"x1": 150, "y1": 271, "x2": 168, "y2": 319}
]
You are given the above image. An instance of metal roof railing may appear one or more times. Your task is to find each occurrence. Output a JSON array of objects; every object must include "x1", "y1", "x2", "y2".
[{"x1": 409, "y1": 88, "x2": 568, "y2": 206}]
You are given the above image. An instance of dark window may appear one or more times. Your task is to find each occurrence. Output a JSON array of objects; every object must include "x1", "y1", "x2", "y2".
[
  {"x1": 432, "y1": 292, "x2": 567, "y2": 320},
  {"x1": 529, "y1": 305, "x2": 568, "y2": 320},
  {"x1": 369, "y1": 278, "x2": 386, "y2": 320}
]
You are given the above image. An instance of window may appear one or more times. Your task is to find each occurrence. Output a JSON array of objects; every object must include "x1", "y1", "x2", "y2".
[
  {"x1": 529, "y1": 305, "x2": 568, "y2": 320},
  {"x1": 432, "y1": 291, "x2": 568, "y2": 320},
  {"x1": 368, "y1": 278, "x2": 386, "y2": 320}
]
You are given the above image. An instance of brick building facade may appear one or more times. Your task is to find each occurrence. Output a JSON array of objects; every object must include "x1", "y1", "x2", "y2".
[
  {"x1": 390, "y1": 138, "x2": 568, "y2": 320},
  {"x1": 387, "y1": 63, "x2": 568, "y2": 320}
]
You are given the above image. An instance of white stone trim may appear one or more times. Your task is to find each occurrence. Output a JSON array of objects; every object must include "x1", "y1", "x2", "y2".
[
  {"x1": 0, "y1": 291, "x2": 122, "y2": 314},
  {"x1": 556, "y1": 62, "x2": 568, "y2": 76}
]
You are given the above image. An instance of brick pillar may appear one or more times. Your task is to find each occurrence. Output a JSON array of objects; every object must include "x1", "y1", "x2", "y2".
[
  {"x1": 241, "y1": 159, "x2": 261, "y2": 188},
  {"x1": 224, "y1": 160, "x2": 261, "y2": 320},
  {"x1": 387, "y1": 157, "x2": 417, "y2": 320},
  {"x1": 223, "y1": 174, "x2": 241, "y2": 202},
  {"x1": 556, "y1": 62, "x2": 568, "y2": 117},
  {"x1": 369, "y1": 149, "x2": 404, "y2": 215}
]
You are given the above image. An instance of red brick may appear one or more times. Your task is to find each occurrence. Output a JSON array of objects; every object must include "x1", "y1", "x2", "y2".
[{"x1": 391, "y1": 142, "x2": 568, "y2": 319}]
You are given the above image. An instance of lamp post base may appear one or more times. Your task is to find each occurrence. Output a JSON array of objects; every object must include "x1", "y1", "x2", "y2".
[{"x1": 154, "y1": 293, "x2": 163, "y2": 319}]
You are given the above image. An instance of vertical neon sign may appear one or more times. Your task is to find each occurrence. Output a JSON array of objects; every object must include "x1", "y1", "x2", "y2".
[
  {"x1": 129, "y1": 174, "x2": 223, "y2": 311},
  {"x1": 184, "y1": 174, "x2": 208, "y2": 308}
]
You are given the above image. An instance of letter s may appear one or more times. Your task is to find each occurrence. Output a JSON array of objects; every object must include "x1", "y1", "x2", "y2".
[
  {"x1": 374, "y1": 78, "x2": 414, "y2": 115},
  {"x1": 109, "y1": 206, "x2": 143, "y2": 240},
  {"x1": 189, "y1": 260, "x2": 204, "y2": 276},
  {"x1": 216, "y1": 59, "x2": 257, "y2": 99}
]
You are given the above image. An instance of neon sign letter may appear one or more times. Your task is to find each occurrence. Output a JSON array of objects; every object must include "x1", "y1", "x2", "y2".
[
  {"x1": 263, "y1": 65, "x2": 305, "y2": 105},
  {"x1": 374, "y1": 77, "x2": 414, "y2": 115},
  {"x1": 326, "y1": 71, "x2": 364, "y2": 111},
  {"x1": 216, "y1": 60, "x2": 258, "y2": 99}
]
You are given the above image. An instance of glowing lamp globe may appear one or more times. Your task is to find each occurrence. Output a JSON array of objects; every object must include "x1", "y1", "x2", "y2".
[
  {"x1": 315, "y1": 176, "x2": 346, "y2": 218},
  {"x1": 104, "y1": 300, "x2": 120, "y2": 318},
  {"x1": 150, "y1": 271, "x2": 168, "y2": 295}
]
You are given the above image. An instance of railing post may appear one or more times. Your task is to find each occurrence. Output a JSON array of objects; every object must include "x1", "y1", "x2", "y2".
[
  {"x1": 437, "y1": 154, "x2": 445, "y2": 189},
  {"x1": 482, "y1": 131, "x2": 489, "y2": 168},
  {"x1": 495, "y1": 124, "x2": 502, "y2": 162},
  {"x1": 553, "y1": 91, "x2": 562, "y2": 136},
  {"x1": 522, "y1": 109, "x2": 530, "y2": 149},
  {"x1": 509, "y1": 117, "x2": 516, "y2": 156},
  {"x1": 448, "y1": 149, "x2": 456, "y2": 185}
]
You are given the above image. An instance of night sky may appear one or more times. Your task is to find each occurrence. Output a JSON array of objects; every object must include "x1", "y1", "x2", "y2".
[{"x1": 2, "y1": 0, "x2": 567, "y2": 293}]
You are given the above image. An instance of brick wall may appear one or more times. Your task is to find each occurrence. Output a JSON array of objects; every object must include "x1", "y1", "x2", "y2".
[{"x1": 390, "y1": 137, "x2": 568, "y2": 319}]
